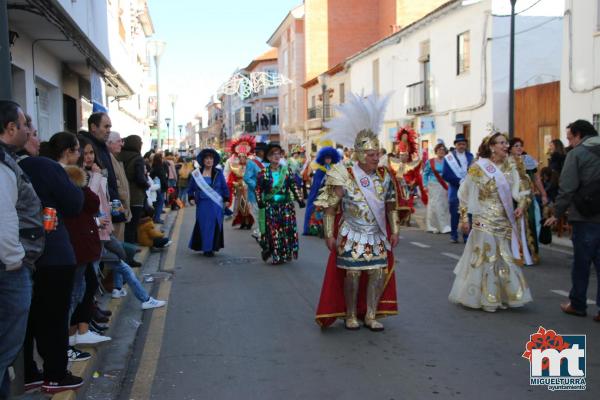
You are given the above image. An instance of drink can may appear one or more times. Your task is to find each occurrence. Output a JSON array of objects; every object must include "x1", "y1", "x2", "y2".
[
  {"x1": 111, "y1": 199, "x2": 122, "y2": 215},
  {"x1": 42, "y1": 207, "x2": 57, "y2": 231}
]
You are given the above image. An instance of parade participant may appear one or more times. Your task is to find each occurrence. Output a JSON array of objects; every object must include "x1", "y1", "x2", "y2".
[
  {"x1": 302, "y1": 146, "x2": 340, "y2": 236},
  {"x1": 442, "y1": 133, "x2": 474, "y2": 243},
  {"x1": 509, "y1": 138, "x2": 546, "y2": 265},
  {"x1": 226, "y1": 136, "x2": 256, "y2": 229},
  {"x1": 387, "y1": 127, "x2": 426, "y2": 224},
  {"x1": 449, "y1": 132, "x2": 533, "y2": 312},
  {"x1": 423, "y1": 142, "x2": 451, "y2": 234},
  {"x1": 255, "y1": 143, "x2": 305, "y2": 265},
  {"x1": 188, "y1": 149, "x2": 230, "y2": 257},
  {"x1": 288, "y1": 145, "x2": 305, "y2": 196},
  {"x1": 314, "y1": 93, "x2": 401, "y2": 331},
  {"x1": 244, "y1": 142, "x2": 267, "y2": 239}
]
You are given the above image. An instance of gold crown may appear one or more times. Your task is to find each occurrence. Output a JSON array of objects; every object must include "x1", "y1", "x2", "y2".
[{"x1": 354, "y1": 129, "x2": 379, "y2": 152}]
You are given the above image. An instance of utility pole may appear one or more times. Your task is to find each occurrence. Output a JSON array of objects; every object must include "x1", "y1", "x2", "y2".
[
  {"x1": 508, "y1": 0, "x2": 517, "y2": 139},
  {"x1": 1, "y1": 0, "x2": 13, "y2": 99}
]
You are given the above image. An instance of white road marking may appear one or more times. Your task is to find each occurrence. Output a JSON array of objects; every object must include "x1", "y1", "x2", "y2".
[
  {"x1": 551, "y1": 290, "x2": 595, "y2": 305},
  {"x1": 409, "y1": 241, "x2": 431, "y2": 248},
  {"x1": 441, "y1": 252, "x2": 461, "y2": 260}
]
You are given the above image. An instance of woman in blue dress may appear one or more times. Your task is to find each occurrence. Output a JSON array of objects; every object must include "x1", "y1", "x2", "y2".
[
  {"x1": 188, "y1": 149, "x2": 230, "y2": 257},
  {"x1": 302, "y1": 146, "x2": 340, "y2": 236}
]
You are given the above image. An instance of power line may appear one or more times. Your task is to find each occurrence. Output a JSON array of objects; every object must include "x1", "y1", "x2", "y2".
[
  {"x1": 492, "y1": 16, "x2": 561, "y2": 40},
  {"x1": 492, "y1": 0, "x2": 544, "y2": 17}
]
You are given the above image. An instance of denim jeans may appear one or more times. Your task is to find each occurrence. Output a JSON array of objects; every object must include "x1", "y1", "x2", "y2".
[
  {"x1": 111, "y1": 261, "x2": 150, "y2": 303},
  {"x1": 449, "y1": 199, "x2": 469, "y2": 242},
  {"x1": 569, "y1": 222, "x2": 600, "y2": 312},
  {"x1": 0, "y1": 266, "x2": 32, "y2": 397},
  {"x1": 153, "y1": 190, "x2": 165, "y2": 223},
  {"x1": 68, "y1": 264, "x2": 87, "y2": 321}
]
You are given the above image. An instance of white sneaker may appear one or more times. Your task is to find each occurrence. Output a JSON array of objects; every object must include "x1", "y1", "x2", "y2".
[
  {"x1": 74, "y1": 330, "x2": 111, "y2": 345},
  {"x1": 163, "y1": 240, "x2": 172, "y2": 248},
  {"x1": 111, "y1": 288, "x2": 127, "y2": 298},
  {"x1": 141, "y1": 297, "x2": 166, "y2": 310}
]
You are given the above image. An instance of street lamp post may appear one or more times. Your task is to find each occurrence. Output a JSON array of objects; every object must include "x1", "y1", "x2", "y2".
[
  {"x1": 147, "y1": 40, "x2": 166, "y2": 149},
  {"x1": 508, "y1": 0, "x2": 517, "y2": 139},
  {"x1": 164, "y1": 117, "x2": 171, "y2": 149},
  {"x1": 169, "y1": 94, "x2": 177, "y2": 151},
  {"x1": 178, "y1": 124, "x2": 183, "y2": 149}
]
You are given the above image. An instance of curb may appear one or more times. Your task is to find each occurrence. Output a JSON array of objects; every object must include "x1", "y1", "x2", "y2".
[{"x1": 50, "y1": 210, "x2": 175, "y2": 400}]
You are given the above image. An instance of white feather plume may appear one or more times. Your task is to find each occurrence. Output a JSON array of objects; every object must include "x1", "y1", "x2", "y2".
[{"x1": 322, "y1": 93, "x2": 391, "y2": 148}]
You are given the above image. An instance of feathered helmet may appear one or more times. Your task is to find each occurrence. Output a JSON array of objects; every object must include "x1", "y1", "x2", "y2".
[
  {"x1": 322, "y1": 93, "x2": 391, "y2": 163},
  {"x1": 315, "y1": 146, "x2": 341, "y2": 166},
  {"x1": 395, "y1": 126, "x2": 419, "y2": 159},
  {"x1": 227, "y1": 135, "x2": 256, "y2": 157}
]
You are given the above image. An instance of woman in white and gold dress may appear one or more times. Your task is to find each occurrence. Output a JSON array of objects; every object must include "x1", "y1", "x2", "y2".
[{"x1": 449, "y1": 132, "x2": 533, "y2": 312}]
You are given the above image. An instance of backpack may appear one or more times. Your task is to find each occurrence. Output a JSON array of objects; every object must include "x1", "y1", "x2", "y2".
[{"x1": 573, "y1": 145, "x2": 600, "y2": 217}]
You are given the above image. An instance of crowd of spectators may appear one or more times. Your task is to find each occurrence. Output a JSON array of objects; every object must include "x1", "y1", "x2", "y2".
[{"x1": 0, "y1": 101, "x2": 188, "y2": 396}]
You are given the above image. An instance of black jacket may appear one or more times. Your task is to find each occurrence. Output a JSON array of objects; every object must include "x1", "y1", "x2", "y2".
[
  {"x1": 119, "y1": 147, "x2": 149, "y2": 207},
  {"x1": 18, "y1": 156, "x2": 83, "y2": 267}
]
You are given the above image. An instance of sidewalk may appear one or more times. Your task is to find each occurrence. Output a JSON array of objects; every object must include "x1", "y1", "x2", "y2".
[{"x1": 12, "y1": 209, "x2": 178, "y2": 400}]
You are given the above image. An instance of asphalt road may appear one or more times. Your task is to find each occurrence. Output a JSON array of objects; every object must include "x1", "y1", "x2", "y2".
[{"x1": 118, "y1": 206, "x2": 599, "y2": 400}]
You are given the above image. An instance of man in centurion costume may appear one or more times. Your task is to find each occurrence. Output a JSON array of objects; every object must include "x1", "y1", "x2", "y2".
[{"x1": 314, "y1": 94, "x2": 402, "y2": 331}]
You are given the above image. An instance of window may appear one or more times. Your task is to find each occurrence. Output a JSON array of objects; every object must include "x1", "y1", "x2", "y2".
[
  {"x1": 372, "y1": 58, "x2": 380, "y2": 95},
  {"x1": 311, "y1": 95, "x2": 316, "y2": 108},
  {"x1": 457, "y1": 31, "x2": 470, "y2": 75},
  {"x1": 593, "y1": 114, "x2": 600, "y2": 133},
  {"x1": 339, "y1": 83, "x2": 345, "y2": 104},
  {"x1": 282, "y1": 49, "x2": 288, "y2": 76}
]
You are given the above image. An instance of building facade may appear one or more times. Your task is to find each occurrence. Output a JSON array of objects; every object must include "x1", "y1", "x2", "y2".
[
  {"x1": 345, "y1": 0, "x2": 562, "y2": 155},
  {"x1": 7, "y1": 0, "x2": 155, "y2": 143},
  {"x1": 268, "y1": 0, "x2": 449, "y2": 150},
  {"x1": 560, "y1": 0, "x2": 600, "y2": 136}
]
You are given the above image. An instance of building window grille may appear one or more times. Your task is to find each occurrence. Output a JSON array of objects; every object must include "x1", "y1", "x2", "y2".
[{"x1": 457, "y1": 31, "x2": 470, "y2": 75}]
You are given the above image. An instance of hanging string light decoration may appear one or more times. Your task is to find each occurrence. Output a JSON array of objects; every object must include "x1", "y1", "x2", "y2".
[{"x1": 218, "y1": 72, "x2": 292, "y2": 100}]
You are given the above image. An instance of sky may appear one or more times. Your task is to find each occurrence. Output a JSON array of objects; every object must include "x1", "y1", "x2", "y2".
[{"x1": 147, "y1": 0, "x2": 301, "y2": 129}]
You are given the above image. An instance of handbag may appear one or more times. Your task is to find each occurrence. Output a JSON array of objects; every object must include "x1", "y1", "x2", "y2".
[{"x1": 539, "y1": 220, "x2": 552, "y2": 245}]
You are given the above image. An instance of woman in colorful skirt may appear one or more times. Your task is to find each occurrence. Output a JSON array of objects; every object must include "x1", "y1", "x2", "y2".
[
  {"x1": 303, "y1": 146, "x2": 340, "y2": 236},
  {"x1": 188, "y1": 149, "x2": 230, "y2": 257},
  {"x1": 256, "y1": 144, "x2": 305, "y2": 264}
]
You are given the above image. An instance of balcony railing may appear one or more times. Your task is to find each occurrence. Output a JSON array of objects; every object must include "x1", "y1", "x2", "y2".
[
  {"x1": 406, "y1": 81, "x2": 431, "y2": 115},
  {"x1": 307, "y1": 105, "x2": 334, "y2": 120}
]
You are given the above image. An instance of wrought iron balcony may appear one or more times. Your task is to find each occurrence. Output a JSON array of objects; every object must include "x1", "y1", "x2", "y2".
[
  {"x1": 406, "y1": 81, "x2": 431, "y2": 115},
  {"x1": 307, "y1": 105, "x2": 334, "y2": 120}
]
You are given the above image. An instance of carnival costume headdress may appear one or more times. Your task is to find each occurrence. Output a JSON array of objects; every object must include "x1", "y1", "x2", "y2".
[
  {"x1": 322, "y1": 93, "x2": 391, "y2": 163},
  {"x1": 395, "y1": 126, "x2": 419, "y2": 159},
  {"x1": 315, "y1": 146, "x2": 341, "y2": 166},
  {"x1": 227, "y1": 135, "x2": 256, "y2": 157}
]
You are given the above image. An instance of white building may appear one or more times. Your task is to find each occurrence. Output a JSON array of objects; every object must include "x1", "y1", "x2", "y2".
[
  {"x1": 345, "y1": 0, "x2": 562, "y2": 153},
  {"x1": 8, "y1": 0, "x2": 155, "y2": 142},
  {"x1": 560, "y1": 0, "x2": 600, "y2": 135}
]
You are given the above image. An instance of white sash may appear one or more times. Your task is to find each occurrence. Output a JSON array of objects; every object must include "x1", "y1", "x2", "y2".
[
  {"x1": 445, "y1": 152, "x2": 468, "y2": 181},
  {"x1": 351, "y1": 163, "x2": 387, "y2": 235},
  {"x1": 191, "y1": 169, "x2": 224, "y2": 209},
  {"x1": 476, "y1": 159, "x2": 532, "y2": 264}
]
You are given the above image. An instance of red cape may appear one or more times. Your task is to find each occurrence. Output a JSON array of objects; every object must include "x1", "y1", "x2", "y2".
[{"x1": 315, "y1": 215, "x2": 398, "y2": 328}]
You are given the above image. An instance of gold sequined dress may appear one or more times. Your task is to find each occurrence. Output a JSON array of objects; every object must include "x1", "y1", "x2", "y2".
[{"x1": 448, "y1": 159, "x2": 533, "y2": 311}]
